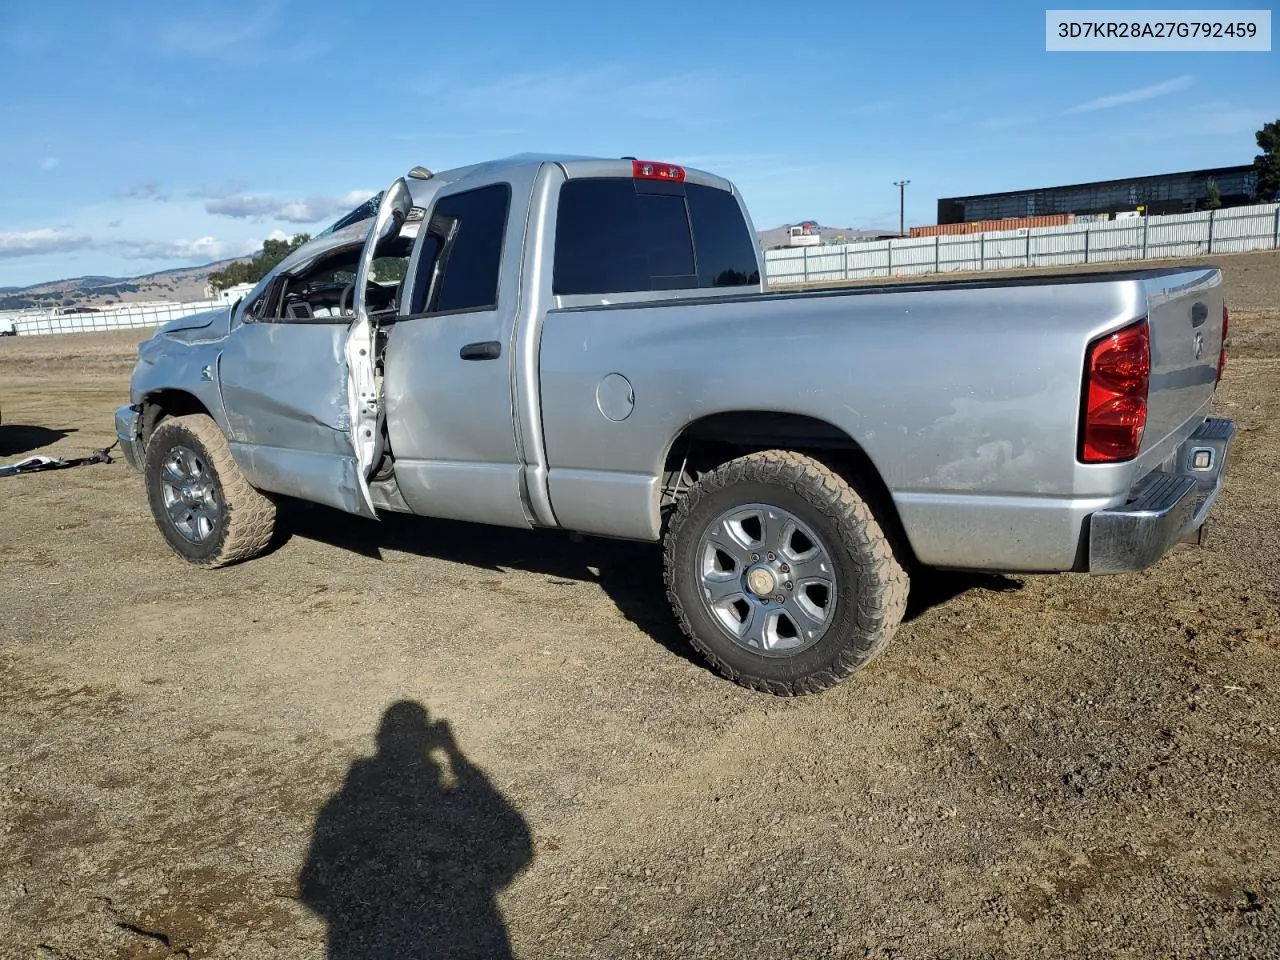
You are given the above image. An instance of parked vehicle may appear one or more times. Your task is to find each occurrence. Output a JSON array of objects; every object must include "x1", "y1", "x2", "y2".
[{"x1": 115, "y1": 154, "x2": 1234, "y2": 695}]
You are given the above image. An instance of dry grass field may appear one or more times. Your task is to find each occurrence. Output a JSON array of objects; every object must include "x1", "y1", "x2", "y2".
[{"x1": 1, "y1": 251, "x2": 1277, "y2": 959}]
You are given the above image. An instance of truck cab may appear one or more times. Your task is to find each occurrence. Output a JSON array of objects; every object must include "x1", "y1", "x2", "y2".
[{"x1": 122, "y1": 156, "x2": 764, "y2": 528}]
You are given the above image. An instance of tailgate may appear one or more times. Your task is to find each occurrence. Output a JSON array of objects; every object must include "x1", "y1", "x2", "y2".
[{"x1": 1140, "y1": 267, "x2": 1225, "y2": 452}]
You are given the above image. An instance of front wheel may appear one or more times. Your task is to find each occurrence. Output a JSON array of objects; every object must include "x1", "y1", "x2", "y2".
[
  {"x1": 663, "y1": 450, "x2": 908, "y2": 696},
  {"x1": 143, "y1": 413, "x2": 277, "y2": 567}
]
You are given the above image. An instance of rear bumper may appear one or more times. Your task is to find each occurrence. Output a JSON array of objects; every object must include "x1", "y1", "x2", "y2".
[
  {"x1": 1087, "y1": 417, "x2": 1234, "y2": 574},
  {"x1": 114, "y1": 403, "x2": 144, "y2": 472}
]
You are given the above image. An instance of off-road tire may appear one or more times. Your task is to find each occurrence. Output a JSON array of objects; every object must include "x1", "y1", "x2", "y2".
[
  {"x1": 664, "y1": 449, "x2": 909, "y2": 696},
  {"x1": 143, "y1": 414, "x2": 277, "y2": 568}
]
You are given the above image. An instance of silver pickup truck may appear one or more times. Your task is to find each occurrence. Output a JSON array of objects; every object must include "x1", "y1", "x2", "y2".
[{"x1": 115, "y1": 153, "x2": 1234, "y2": 695}]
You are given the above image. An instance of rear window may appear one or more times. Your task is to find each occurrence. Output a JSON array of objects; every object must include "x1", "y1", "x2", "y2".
[{"x1": 553, "y1": 179, "x2": 760, "y2": 296}]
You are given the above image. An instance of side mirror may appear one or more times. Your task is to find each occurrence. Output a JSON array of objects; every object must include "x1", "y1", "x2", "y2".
[{"x1": 376, "y1": 195, "x2": 411, "y2": 243}]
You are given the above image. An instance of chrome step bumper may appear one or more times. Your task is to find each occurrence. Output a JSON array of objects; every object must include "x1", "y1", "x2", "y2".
[{"x1": 1088, "y1": 417, "x2": 1234, "y2": 574}]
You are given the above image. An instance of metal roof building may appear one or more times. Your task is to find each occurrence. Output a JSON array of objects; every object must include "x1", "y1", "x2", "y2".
[{"x1": 938, "y1": 165, "x2": 1260, "y2": 224}]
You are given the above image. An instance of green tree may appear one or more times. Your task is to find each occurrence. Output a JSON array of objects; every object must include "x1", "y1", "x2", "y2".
[
  {"x1": 207, "y1": 232, "x2": 312, "y2": 291},
  {"x1": 372, "y1": 257, "x2": 407, "y2": 282},
  {"x1": 1254, "y1": 119, "x2": 1280, "y2": 203},
  {"x1": 1205, "y1": 178, "x2": 1221, "y2": 210}
]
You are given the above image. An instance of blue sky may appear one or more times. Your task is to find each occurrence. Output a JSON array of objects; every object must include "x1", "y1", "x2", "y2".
[{"x1": 1, "y1": 0, "x2": 1275, "y2": 287}]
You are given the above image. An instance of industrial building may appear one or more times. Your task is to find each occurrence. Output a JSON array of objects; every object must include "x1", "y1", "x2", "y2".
[{"x1": 937, "y1": 165, "x2": 1260, "y2": 224}]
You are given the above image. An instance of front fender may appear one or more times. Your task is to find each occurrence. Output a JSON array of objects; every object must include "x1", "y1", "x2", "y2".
[{"x1": 130, "y1": 330, "x2": 232, "y2": 438}]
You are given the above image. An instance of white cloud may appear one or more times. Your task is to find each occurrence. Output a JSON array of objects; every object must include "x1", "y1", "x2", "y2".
[
  {"x1": 40, "y1": 157, "x2": 59, "y2": 170},
  {"x1": 109, "y1": 236, "x2": 262, "y2": 261},
  {"x1": 277, "y1": 190, "x2": 377, "y2": 223},
  {"x1": 191, "y1": 179, "x2": 248, "y2": 200},
  {"x1": 0, "y1": 228, "x2": 92, "y2": 257},
  {"x1": 120, "y1": 180, "x2": 169, "y2": 201},
  {"x1": 205, "y1": 189, "x2": 376, "y2": 224},
  {"x1": 0, "y1": 227, "x2": 261, "y2": 264},
  {"x1": 1066, "y1": 75, "x2": 1195, "y2": 114},
  {"x1": 420, "y1": 65, "x2": 735, "y2": 124},
  {"x1": 204, "y1": 195, "x2": 284, "y2": 219},
  {"x1": 151, "y1": 4, "x2": 324, "y2": 66}
]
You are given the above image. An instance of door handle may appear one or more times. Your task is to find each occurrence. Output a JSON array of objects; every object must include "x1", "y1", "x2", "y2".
[{"x1": 460, "y1": 340, "x2": 501, "y2": 361}]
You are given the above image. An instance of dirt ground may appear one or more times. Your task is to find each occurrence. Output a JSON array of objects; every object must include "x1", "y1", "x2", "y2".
[{"x1": 1, "y1": 251, "x2": 1277, "y2": 959}]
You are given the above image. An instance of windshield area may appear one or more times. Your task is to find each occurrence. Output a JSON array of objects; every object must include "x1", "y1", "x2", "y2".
[
  {"x1": 256, "y1": 234, "x2": 412, "y2": 322},
  {"x1": 315, "y1": 191, "x2": 386, "y2": 239}
]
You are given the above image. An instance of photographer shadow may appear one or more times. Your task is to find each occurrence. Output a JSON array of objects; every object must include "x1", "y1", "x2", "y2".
[{"x1": 299, "y1": 701, "x2": 532, "y2": 959}]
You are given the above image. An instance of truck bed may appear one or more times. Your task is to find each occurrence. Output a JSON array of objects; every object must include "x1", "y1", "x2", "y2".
[
  {"x1": 538, "y1": 264, "x2": 1227, "y2": 572},
  {"x1": 554, "y1": 264, "x2": 1222, "y2": 312}
]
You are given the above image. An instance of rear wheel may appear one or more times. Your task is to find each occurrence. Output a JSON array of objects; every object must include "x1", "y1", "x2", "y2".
[
  {"x1": 663, "y1": 450, "x2": 908, "y2": 696},
  {"x1": 143, "y1": 413, "x2": 276, "y2": 567}
]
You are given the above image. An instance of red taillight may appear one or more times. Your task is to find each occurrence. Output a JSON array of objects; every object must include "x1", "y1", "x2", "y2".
[
  {"x1": 1080, "y1": 319, "x2": 1151, "y2": 463},
  {"x1": 632, "y1": 159, "x2": 685, "y2": 182},
  {"x1": 1216, "y1": 303, "x2": 1229, "y2": 384}
]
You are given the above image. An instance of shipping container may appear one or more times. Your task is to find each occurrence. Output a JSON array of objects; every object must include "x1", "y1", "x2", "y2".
[{"x1": 908, "y1": 214, "x2": 1074, "y2": 238}]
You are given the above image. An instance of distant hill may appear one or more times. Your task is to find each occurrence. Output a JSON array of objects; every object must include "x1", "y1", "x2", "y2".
[
  {"x1": 756, "y1": 223, "x2": 898, "y2": 250},
  {"x1": 0, "y1": 258, "x2": 249, "y2": 311}
]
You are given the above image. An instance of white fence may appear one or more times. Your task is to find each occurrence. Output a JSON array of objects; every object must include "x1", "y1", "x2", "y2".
[
  {"x1": 764, "y1": 202, "x2": 1280, "y2": 285},
  {"x1": 3, "y1": 299, "x2": 223, "y2": 337},
  {"x1": 5, "y1": 202, "x2": 1279, "y2": 336}
]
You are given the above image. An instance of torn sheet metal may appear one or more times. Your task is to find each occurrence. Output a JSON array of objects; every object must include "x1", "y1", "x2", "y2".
[
  {"x1": 217, "y1": 322, "x2": 354, "y2": 455},
  {"x1": 228, "y1": 443, "x2": 374, "y2": 518}
]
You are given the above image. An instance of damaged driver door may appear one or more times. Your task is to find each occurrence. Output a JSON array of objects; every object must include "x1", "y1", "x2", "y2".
[
  {"x1": 345, "y1": 177, "x2": 413, "y2": 518},
  {"x1": 215, "y1": 180, "x2": 413, "y2": 520}
]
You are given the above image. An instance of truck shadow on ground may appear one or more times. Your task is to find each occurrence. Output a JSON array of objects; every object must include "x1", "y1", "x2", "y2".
[
  {"x1": 904, "y1": 570, "x2": 1023, "y2": 622},
  {"x1": 299, "y1": 700, "x2": 532, "y2": 959},
  {"x1": 274, "y1": 501, "x2": 1023, "y2": 664},
  {"x1": 274, "y1": 500, "x2": 704, "y2": 667},
  {"x1": 0, "y1": 424, "x2": 76, "y2": 457}
]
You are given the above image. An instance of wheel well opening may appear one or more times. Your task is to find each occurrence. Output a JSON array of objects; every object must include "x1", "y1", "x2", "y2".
[
  {"x1": 141, "y1": 390, "x2": 211, "y2": 445},
  {"x1": 660, "y1": 411, "x2": 918, "y2": 568}
]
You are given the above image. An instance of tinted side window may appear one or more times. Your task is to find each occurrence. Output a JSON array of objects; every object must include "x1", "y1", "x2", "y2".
[
  {"x1": 686, "y1": 184, "x2": 760, "y2": 287},
  {"x1": 553, "y1": 180, "x2": 696, "y2": 295},
  {"x1": 410, "y1": 183, "x2": 511, "y2": 314},
  {"x1": 408, "y1": 234, "x2": 442, "y2": 315}
]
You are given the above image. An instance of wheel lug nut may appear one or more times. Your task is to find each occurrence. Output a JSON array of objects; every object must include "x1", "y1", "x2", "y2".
[
  {"x1": 774, "y1": 594, "x2": 784, "y2": 603},
  {"x1": 766, "y1": 552, "x2": 776, "y2": 561},
  {"x1": 751, "y1": 554, "x2": 760, "y2": 562},
  {"x1": 784, "y1": 581, "x2": 793, "y2": 590},
  {"x1": 779, "y1": 563, "x2": 790, "y2": 573}
]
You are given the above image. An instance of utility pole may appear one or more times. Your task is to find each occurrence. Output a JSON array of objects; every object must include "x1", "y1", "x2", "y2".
[{"x1": 894, "y1": 180, "x2": 910, "y2": 237}]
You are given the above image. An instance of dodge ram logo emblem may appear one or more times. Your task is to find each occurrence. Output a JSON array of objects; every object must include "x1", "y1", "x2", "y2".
[{"x1": 1193, "y1": 332, "x2": 1205, "y2": 359}]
